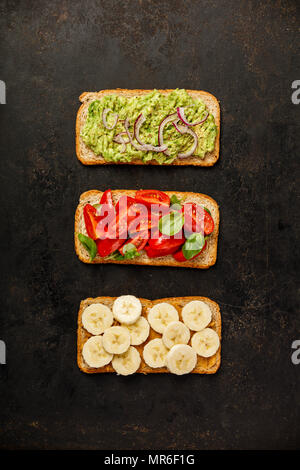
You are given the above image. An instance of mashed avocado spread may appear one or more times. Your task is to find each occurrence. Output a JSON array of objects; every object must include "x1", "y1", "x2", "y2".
[{"x1": 81, "y1": 89, "x2": 217, "y2": 164}]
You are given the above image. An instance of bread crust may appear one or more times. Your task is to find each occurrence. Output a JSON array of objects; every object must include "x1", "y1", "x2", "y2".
[
  {"x1": 77, "y1": 296, "x2": 221, "y2": 374},
  {"x1": 74, "y1": 190, "x2": 219, "y2": 269},
  {"x1": 76, "y1": 89, "x2": 220, "y2": 166}
]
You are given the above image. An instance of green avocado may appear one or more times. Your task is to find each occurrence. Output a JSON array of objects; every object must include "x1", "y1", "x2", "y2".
[{"x1": 81, "y1": 89, "x2": 217, "y2": 164}]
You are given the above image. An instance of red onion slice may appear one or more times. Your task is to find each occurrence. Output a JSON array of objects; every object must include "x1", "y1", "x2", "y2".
[
  {"x1": 158, "y1": 112, "x2": 178, "y2": 156},
  {"x1": 125, "y1": 116, "x2": 167, "y2": 153},
  {"x1": 173, "y1": 120, "x2": 198, "y2": 158},
  {"x1": 172, "y1": 120, "x2": 187, "y2": 134},
  {"x1": 102, "y1": 108, "x2": 118, "y2": 130},
  {"x1": 177, "y1": 107, "x2": 208, "y2": 127},
  {"x1": 113, "y1": 132, "x2": 130, "y2": 153}
]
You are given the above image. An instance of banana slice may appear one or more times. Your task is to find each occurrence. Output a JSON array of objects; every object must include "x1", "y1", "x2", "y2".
[
  {"x1": 147, "y1": 303, "x2": 179, "y2": 334},
  {"x1": 123, "y1": 316, "x2": 150, "y2": 346},
  {"x1": 182, "y1": 300, "x2": 212, "y2": 331},
  {"x1": 191, "y1": 328, "x2": 220, "y2": 357},
  {"x1": 143, "y1": 338, "x2": 169, "y2": 368},
  {"x1": 112, "y1": 346, "x2": 141, "y2": 376},
  {"x1": 102, "y1": 326, "x2": 130, "y2": 355},
  {"x1": 82, "y1": 303, "x2": 113, "y2": 335},
  {"x1": 113, "y1": 295, "x2": 142, "y2": 325},
  {"x1": 166, "y1": 344, "x2": 197, "y2": 375},
  {"x1": 82, "y1": 335, "x2": 113, "y2": 368},
  {"x1": 162, "y1": 321, "x2": 190, "y2": 349}
]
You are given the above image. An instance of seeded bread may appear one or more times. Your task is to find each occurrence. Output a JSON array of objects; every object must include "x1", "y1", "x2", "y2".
[
  {"x1": 77, "y1": 296, "x2": 221, "y2": 374},
  {"x1": 76, "y1": 89, "x2": 220, "y2": 166},
  {"x1": 74, "y1": 190, "x2": 219, "y2": 269}
]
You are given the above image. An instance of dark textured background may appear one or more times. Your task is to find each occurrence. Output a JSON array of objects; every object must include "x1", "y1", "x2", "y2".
[{"x1": 0, "y1": 0, "x2": 299, "y2": 450}]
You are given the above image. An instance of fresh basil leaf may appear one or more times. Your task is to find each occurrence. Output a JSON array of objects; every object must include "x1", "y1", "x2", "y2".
[
  {"x1": 122, "y1": 243, "x2": 140, "y2": 259},
  {"x1": 182, "y1": 232, "x2": 205, "y2": 260},
  {"x1": 170, "y1": 203, "x2": 182, "y2": 212},
  {"x1": 109, "y1": 243, "x2": 141, "y2": 261},
  {"x1": 106, "y1": 251, "x2": 122, "y2": 260},
  {"x1": 93, "y1": 203, "x2": 102, "y2": 215},
  {"x1": 170, "y1": 194, "x2": 182, "y2": 206},
  {"x1": 203, "y1": 206, "x2": 211, "y2": 215},
  {"x1": 159, "y1": 211, "x2": 184, "y2": 236},
  {"x1": 78, "y1": 233, "x2": 97, "y2": 261}
]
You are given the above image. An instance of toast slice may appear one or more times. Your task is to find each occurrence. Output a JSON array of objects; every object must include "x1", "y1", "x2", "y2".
[
  {"x1": 77, "y1": 296, "x2": 221, "y2": 374},
  {"x1": 76, "y1": 89, "x2": 220, "y2": 166},
  {"x1": 74, "y1": 190, "x2": 219, "y2": 268}
]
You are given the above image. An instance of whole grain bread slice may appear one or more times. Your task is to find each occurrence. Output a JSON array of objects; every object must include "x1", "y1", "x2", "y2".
[
  {"x1": 77, "y1": 296, "x2": 221, "y2": 374},
  {"x1": 76, "y1": 89, "x2": 220, "y2": 166},
  {"x1": 74, "y1": 190, "x2": 219, "y2": 269}
]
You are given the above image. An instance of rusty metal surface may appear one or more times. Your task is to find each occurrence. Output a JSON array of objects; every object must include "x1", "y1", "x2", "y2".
[{"x1": 0, "y1": 0, "x2": 299, "y2": 450}]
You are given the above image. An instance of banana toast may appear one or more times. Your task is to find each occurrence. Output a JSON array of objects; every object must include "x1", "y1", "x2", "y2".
[{"x1": 77, "y1": 296, "x2": 221, "y2": 375}]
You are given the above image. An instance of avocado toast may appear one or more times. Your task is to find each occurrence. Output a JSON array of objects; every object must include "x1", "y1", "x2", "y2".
[{"x1": 76, "y1": 89, "x2": 220, "y2": 166}]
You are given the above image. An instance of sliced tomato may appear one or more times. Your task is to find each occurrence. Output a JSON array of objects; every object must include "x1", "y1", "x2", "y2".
[
  {"x1": 94, "y1": 190, "x2": 115, "y2": 239},
  {"x1": 146, "y1": 233, "x2": 185, "y2": 257},
  {"x1": 127, "y1": 202, "x2": 150, "y2": 235},
  {"x1": 135, "y1": 190, "x2": 170, "y2": 208},
  {"x1": 119, "y1": 230, "x2": 149, "y2": 256},
  {"x1": 183, "y1": 203, "x2": 214, "y2": 236},
  {"x1": 173, "y1": 241, "x2": 207, "y2": 262},
  {"x1": 100, "y1": 189, "x2": 113, "y2": 207},
  {"x1": 96, "y1": 238, "x2": 125, "y2": 258},
  {"x1": 83, "y1": 204, "x2": 101, "y2": 240},
  {"x1": 106, "y1": 196, "x2": 136, "y2": 239},
  {"x1": 145, "y1": 244, "x2": 180, "y2": 258}
]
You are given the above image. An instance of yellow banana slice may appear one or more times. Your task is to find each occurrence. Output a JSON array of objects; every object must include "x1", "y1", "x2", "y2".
[
  {"x1": 182, "y1": 300, "x2": 212, "y2": 331},
  {"x1": 143, "y1": 338, "x2": 169, "y2": 368},
  {"x1": 112, "y1": 346, "x2": 141, "y2": 375},
  {"x1": 162, "y1": 321, "x2": 190, "y2": 349},
  {"x1": 113, "y1": 295, "x2": 142, "y2": 325},
  {"x1": 123, "y1": 316, "x2": 150, "y2": 346},
  {"x1": 82, "y1": 335, "x2": 113, "y2": 368},
  {"x1": 102, "y1": 326, "x2": 130, "y2": 355},
  {"x1": 191, "y1": 328, "x2": 220, "y2": 357},
  {"x1": 82, "y1": 303, "x2": 113, "y2": 335},
  {"x1": 166, "y1": 344, "x2": 197, "y2": 375},
  {"x1": 147, "y1": 303, "x2": 179, "y2": 334}
]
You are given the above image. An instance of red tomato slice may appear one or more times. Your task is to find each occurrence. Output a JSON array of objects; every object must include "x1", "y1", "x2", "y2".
[
  {"x1": 145, "y1": 244, "x2": 181, "y2": 258},
  {"x1": 100, "y1": 189, "x2": 113, "y2": 207},
  {"x1": 119, "y1": 230, "x2": 149, "y2": 256},
  {"x1": 96, "y1": 238, "x2": 125, "y2": 258},
  {"x1": 83, "y1": 204, "x2": 101, "y2": 240},
  {"x1": 106, "y1": 196, "x2": 136, "y2": 239},
  {"x1": 183, "y1": 203, "x2": 214, "y2": 236},
  {"x1": 173, "y1": 241, "x2": 207, "y2": 262},
  {"x1": 135, "y1": 190, "x2": 170, "y2": 208},
  {"x1": 127, "y1": 202, "x2": 150, "y2": 235},
  {"x1": 146, "y1": 233, "x2": 185, "y2": 257}
]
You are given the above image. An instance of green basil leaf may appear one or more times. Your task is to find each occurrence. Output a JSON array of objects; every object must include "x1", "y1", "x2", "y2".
[
  {"x1": 109, "y1": 243, "x2": 140, "y2": 261},
  {"x1": 122, "y1": 243, "x2": 139, "y2": 259},
  {"x1": 203, "y1": 206, "x2": 211, "y2": 215},
  {"x1": 170, "y1": 203, "x2": 182, "y2": 212},
  {"x1": 159, "y1": 210, "x2": 184, "y2": 236},
  {"x1": 93, "y1": 203, "x2": 102, "y2": 215},
  {"x1": 78, "y1": 233, "x2": 97, "y2": 261},
  {"x1": 170, "y1": 194, "x2": 182, "y2": 206},
  {"x1": 182, "y1": 232, "x2": 205, "y2": 260}
]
